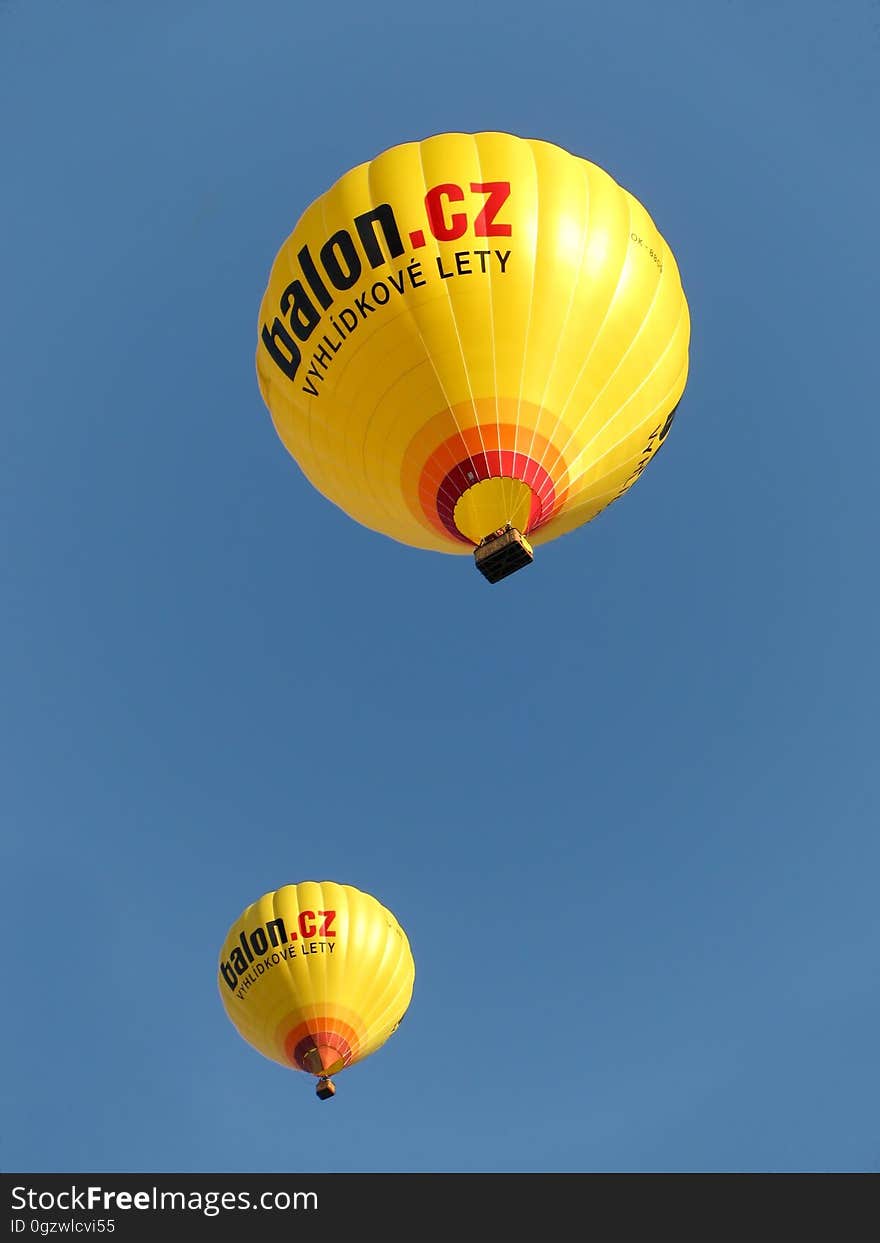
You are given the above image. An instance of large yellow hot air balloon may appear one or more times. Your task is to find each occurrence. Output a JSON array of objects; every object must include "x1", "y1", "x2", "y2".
[
  {"x1": 218, "y1": 881, "x2": 414, "y2": 1100},
  {"x1": 257, "y1": 130, "x2": 689, "y2": 582}
]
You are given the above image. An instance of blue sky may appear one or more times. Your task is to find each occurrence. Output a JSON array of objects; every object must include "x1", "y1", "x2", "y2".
[{"x1": 2, "y1": 0, "x2": 878, "y2": 1173}]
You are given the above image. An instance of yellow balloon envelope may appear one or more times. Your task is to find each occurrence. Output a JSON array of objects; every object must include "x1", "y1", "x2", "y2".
[
  {"x1": 257, "y1": 131, "x2": 690, "y2": 581},
  {"x1": 218, "y1": 881, "x2": 415, "y2": 1100}
]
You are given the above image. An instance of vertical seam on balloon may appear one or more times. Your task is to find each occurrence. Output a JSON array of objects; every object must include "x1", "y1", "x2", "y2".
[
  {"x1": 270, "y1": 885, "x2": 294, "y2": 1067},
  {"x1": 422, "y1": 138, "x2": 491, "y2": 485},
  {"x1": 389, "y1": 141, "x2": 482, "y2": 507},
  {"x1": 528, "y1": 154, "x2": 593, "y2": 500},
  {"x1": 375, "y1": 938, "x2": 412, "y2": 1060},
  {"x1": 531, "y1": 173, "x2": 632, "y2": 492},
  {"x1": 311, "y1": 171, "x2": 405, "y2": 546},
  {"x1": 412, "y1": 140, "x2": 478, "y2": 476},
  {"x1": 338, "y1": 882, "x2": 352, "y2": 1064},
  {"x1": 328, "y1": 155, "x2": 442, "y2": 548},
  {"x1": 543, "y1": 353, "x2": 688, "y2": 528},
  {"x1": 316, "y1": 881, "x2": 329, "y2": 1070},
  {"x1": 365, "y1": 913, "x2": 412, "y2": 1061},
  {"x1": 564, "y1": 241, "x2": 670, "y2": 473},
  {"x1": 554, "y1": 276, "x2": 684, "y2": 492},
  {"x1": 572, "y1": 334, "x2": 689, "y2": 491},
  {"x1": 513, "y1": 138, "x2": 540, "y2": 522},
  {"x1": 555, "y1": 175, "x2": 633, "y2": 425},
  {"x1": 359, "y1": 158, "x2": 410, "y2": 541},
  {"x1": 540, "y1": 187, "x2": 656, "y2": 493},
  {"x1": 362, "y1": 905, "x2": 398, "y2": 1054},
  {"x1": 472, "y1": 132, "x2": 505, "y2": 520}
]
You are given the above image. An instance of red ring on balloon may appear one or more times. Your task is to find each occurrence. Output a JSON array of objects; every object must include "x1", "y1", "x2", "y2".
[
  {"x1": 290, "y1": 1030, "x2": 353, "y2": 1072},
  {"x1": 434, "y1": 450, "x2": 557, "y2": 543}
]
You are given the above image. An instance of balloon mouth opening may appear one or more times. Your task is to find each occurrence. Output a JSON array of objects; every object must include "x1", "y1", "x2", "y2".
[
  {"x1": 452, "y1": 476, "x2": 538, "y2": 545},
  {"x1": 293, "y1": 1032, "x2": 352, "y2": 1076},
  {"x1": 413, "y1": 414, "x2": 566, "y2": 548},
  {"x1": 304, "y1": 1045, "x2": 344, "y2": 1075}
]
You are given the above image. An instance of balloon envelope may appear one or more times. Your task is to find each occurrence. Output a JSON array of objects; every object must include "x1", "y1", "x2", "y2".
[
  {"x1": 257, "y1": 131, "x2": 690, "y2": 565},
  {"x1": 218, "y1": 881, "x2": 414, "y2": 1095}
]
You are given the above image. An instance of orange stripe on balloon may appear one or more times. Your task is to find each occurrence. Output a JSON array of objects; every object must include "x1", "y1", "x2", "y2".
[
  {"x1": 283, "y1": 1017, "x2": 362, "y2": 1072},
  {"x1": 418, "y1": 424, "x2": 571, "y2": 541},
  {"x1": 399, "y1": 399, "x2": 571, "y2": 542}
]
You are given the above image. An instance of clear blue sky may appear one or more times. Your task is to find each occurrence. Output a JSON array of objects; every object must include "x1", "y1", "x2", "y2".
[{"x1": 2, "y1": 0, "x2": 878, "y2": 1174}]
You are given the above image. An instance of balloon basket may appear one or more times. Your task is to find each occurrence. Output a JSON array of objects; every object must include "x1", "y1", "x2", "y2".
[
  {"x1": 316, "y1": 1077, "x2": 336, "y2": 1101},
  {"x1": 474, "y1": 526, "x2": 534, "y2": 584}
]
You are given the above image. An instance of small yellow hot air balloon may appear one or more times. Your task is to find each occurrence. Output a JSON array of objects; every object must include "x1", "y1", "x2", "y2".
[
  {"x1": 257, "y1": 130, "x2": 690, "y2": 582},
  {"x1": 218, "y1": 881, "x2": 414, "y2": 1101}
]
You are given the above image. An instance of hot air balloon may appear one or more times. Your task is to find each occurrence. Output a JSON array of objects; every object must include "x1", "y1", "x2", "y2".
[
  {"x1": 257, "y1": 130, "x2": 690, "y2": 583},
  {"x1": 218, "y1": 881, "x2": 414, "y2": 1101}
]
